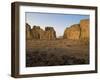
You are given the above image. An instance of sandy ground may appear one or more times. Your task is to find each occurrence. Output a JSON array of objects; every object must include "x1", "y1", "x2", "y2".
[{"x1": 26, "y1": 39, "x2": 89, "y2": 67}]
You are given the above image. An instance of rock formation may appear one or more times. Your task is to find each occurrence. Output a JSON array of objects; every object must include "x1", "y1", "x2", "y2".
[
  {"x1": 63, "y1": 24, "x2": 80, "y2": 40},
  {"x1": 26, "y1": 19, "x2": 89, "y2": 41},
  {"x1": 26, "y1": 23, "x2": 33, "y2": 40},
  {"x1": 63, "y1": 19, "x2": 89, "y2": 40},
  {"x1": 44, "y1": 27, "x2": 56, "y2": 40},
  {"x1": 31, "y1": 25, "x2": 44, "y2": 39},
  {"x1": 26, "y1": 24, "x2": 56, "y2": 40},
  {"x1": 80, "y1": 19, "x2": 89, "y2": 40}
]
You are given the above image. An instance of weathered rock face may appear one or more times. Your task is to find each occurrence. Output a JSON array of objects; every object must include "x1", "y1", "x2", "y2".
[
  {"x1": 26, "y1": 19, "x2": 89, "y2": 40},
  {"x1": 31, "y1": 25, "x2": 44, "y2": 39},
  {"x1": 63, "y1": 24, "x2": 81, "y2": 40},
  {"x1": 26, "y1": 25, "x2": 56, "y2": 40},
  {"x1": 26, "y1": 23, "x2": 33, "y2": 40},
  {"x1": 80, "y1": 19, "x2": 89, "y2": 40},
  {"x1": 44, "y1": 27, "x2": 56, "y2": 40},
  {"x1": 63, "y1": 19, "x2": 89, "y2": 40}
]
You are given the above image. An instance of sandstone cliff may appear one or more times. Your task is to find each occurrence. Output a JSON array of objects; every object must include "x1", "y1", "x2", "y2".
[
  {"x1": 63, "y1": 19, "x2": 89, "y2": 40},
  {"x1": 80, "y1": 19, "x2": 89, "y2": 40},
  {"x1": 26, "y1": 23, "x2": 33, "y2": 40},
  {"x1": 26, "y1": 19, "x2": 89, "y2": 40},
  {"x1": 63, "y1": 24, "x2": 80, "y2": 40},
  {"x1": 44, "y1": 27, "x2": 56, "y2": 40},
  {"x1": 31, "y1": 25, "x2": 44, "y2": 39},
  {"x1": 26, "y1": 24, "x2": 56, "y2": 40}
]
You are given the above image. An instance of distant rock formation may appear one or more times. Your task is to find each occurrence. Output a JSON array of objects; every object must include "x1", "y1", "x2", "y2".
[
  {"x1": 26, "y1": 19, "x2": 89, "y2": 41},
  {"x1": 44, "y1": 27, "x2": 56, "y2": 40},
  {"x1": 26, "y1": 24, "x2": 56, "y2": 40},
  {"x1": 80, "y1": 19, "x2": 89, "y2": 40},
  {"x1": 63, "y1": 24, "x2": 80, "y2": 40},
  {"x1": 26, "y1": 23, "x2": 33, "y2": 40},
  {"x1": 31, "y1": 25, "x2": 44, "y2": 39},
  {"x1": 63, "y1": 19, "x2": 89, "y2": 40}
]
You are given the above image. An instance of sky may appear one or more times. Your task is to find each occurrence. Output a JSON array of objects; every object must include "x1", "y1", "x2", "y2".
[{"x1": 25, "y1": 12, "x2": 89, "y2": 37}]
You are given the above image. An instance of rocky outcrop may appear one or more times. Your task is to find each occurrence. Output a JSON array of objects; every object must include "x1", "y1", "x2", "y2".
[
  {"x1": 44, "y1": 27, "x2": 56, "y2": 40},
  {"x1": 80, "y1": 19, "x2": 89, "y2": 40},
  {"x1": 31, "y1": 25, "x2": 44, "y2": 39},
  {"x1": 63, "y1": 19, "x2": 89, "y2": 40},
  {"x1": 26, "y1": 24, "x2": 56, "y2": 40},
  {"x1": 26, "y1": 23, "x2": 33, "y2": 40},
  {"x1": 26, "y1": 19, "x2": 89, "y2": 40},
  {"x1": 63, "y1": 24, "x2": 80, "y2": 40}
]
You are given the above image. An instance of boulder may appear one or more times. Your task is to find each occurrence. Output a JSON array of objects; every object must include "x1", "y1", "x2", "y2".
[
  {"x1": 26, "y1": 23, "x2": 33, "y2": 40},
  {"x1": 63, "y1": 24, "x2": 81, "y2": 40}
]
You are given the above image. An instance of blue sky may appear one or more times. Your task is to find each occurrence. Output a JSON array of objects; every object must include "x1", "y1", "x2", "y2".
[{"x1": 26, "y1": 12, "x2": 89, "y2": 37}]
